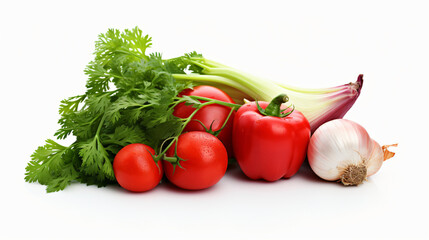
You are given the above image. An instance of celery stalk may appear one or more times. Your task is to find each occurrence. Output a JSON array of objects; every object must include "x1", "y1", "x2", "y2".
[{"x1": 172, "y1": 57, "x2": 363, "y2": 132}]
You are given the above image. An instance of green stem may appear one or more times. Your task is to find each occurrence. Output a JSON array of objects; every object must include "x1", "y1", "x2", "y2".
[
  {"x1": 173, "y1": 74, "x2": 249, "y2": 93},
  {"x1": 168, "y1": 97, "x2": 188, "y2": 112},
  {"x1": 265, "y1": 94, "x2": 289, "y2": 116},
  {"x1": 212, "y1": 107, "x2": 235, "y2": 137},
  {"x1": 154, "y1": 97, "x2": 241, "y2": 163},
  {"x1": 192, "y1": 105, "x2": 235, "y2": 137},
  {"x1": 179, "y1": 101, "x2": 214, "y2": 131},
  {"x1": 193, "y1": 58, "x2": 229, "y2": 68},
  {"x1": 257, "y1": 94, "x2": 294, "y2": 117},
  {"x1": 153, "y1": 102, "x2": 208, "y2": 163},
  {"x1": 187, "y1": 96, "x2": 242, "y2": 109},
  {"x1": 162, "y1": 156, "x2": 178, "y2": 163},
  {"x1": 188, "y1": 60, "x2": 275, "y2": 101},
  {"x1": 95, "y1": 113, "x2": 107, "y2": 137}
]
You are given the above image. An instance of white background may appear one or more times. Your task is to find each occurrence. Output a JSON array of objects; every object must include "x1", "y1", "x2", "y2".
[{"x1": 1, "y1": 0, "x2": 428, "y2": 239}]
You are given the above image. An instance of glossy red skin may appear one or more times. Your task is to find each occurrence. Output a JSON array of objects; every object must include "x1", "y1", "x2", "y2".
[
  {"x1": 113, "y1": 143, "x2": 163, "y2": 192},
  {"x1": 173, "y1": 86, "x2": 235, "y2": 157},
  {"x1": 163, "y1": 131, "x2": 228, "y2": 190},
  {"x1": 233, "y1": 102, "x2": 311, "y2": 181}
]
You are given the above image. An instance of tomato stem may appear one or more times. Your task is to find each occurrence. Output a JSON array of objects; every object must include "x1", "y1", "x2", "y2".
[
  {"x1": 212, "y1": 107, "x2": 234, "y2": 137},
  {"x1": 163, "y1": 155, "x2": 178, "y2": 163},
  {"x1": 192, "y1": 106, "x2": 234, "y2": 137},
  {"x1": 187, "y1": 95, "x2": 242, "y2": 109},
  {"x1": 155, "y1": 96, "x2": 242, "y2": 164}
]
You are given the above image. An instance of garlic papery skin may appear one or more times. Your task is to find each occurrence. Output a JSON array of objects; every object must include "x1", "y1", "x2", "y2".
[
  {"x1": 307, "y1": 119, "x2": 391, "y2": 186},
  {"x1": 366, "y1": 140, "x2": 384, "y2": 177}
]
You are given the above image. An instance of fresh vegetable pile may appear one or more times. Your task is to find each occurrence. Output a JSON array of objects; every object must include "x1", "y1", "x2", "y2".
[{"x1": 25, "y1": 27, "x2": 397, "y2": 193}]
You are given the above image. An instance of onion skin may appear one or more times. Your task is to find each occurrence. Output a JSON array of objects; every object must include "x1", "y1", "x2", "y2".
[
  {"x1": 307, "y1": 119, "x2": 393, "y2": 185},
  {"x1": 366, "y1": 140, "x2": 384, "y2": 177}
]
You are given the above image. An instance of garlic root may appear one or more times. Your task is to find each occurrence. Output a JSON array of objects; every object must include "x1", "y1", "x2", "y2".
[{"x1": 340, "y1": 164, "x2": 367, "y2": 186}]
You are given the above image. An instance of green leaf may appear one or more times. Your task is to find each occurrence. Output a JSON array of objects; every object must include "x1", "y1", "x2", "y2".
[
  {"x1": 164, "y1": 51, "x2": 204, "y2": 74},
  {"x1": 104, "y1": 95, "x2": 146, "y2": 124},
  {"x1": 182, "y1": 95, "x2": 202, "y2": 108},
  {"x1": 84, "y1": 27, "x2": 152, "y2": 95},
  {"x1": 78, "y1": 137, "x2": 114, "y2": 181},
  {"x1": 26, "y1": 27, "x2": 198, "y2": 192},
  {"x1": 145, "y1": 118, "x2": 183, "y2": 149},
  {"x1": 84, "y1": 63, "x2": 113, "y2": 95},
  {"x1": 25, "y1": 140, "x2": 79, "y2": 192},
  {"x1": 101, "y1": 125, "x2": 146, "y2": 150},
  {"x1": 85, "y1": 92, "x2": 113, "y2": 114},
  {"x1": 59, "y1": 95, "x2": 86, "y2": 115},
  {"x1": 122, "y1": 27, "x2": 152, "y2": 58}
]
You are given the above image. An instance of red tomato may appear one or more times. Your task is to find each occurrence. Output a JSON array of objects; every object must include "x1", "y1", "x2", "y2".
[
  {"x1": 113, "y1": 143, "x2": 163, "y2": 192},
  {"x1": 163, "y1": 131, "x2": 228, "y2": 190},
  {"x1": 173, "y1": 85, "x2": 235, "y2": 157}
]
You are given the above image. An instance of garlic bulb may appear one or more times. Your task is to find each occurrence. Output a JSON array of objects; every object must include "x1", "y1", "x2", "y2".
[{"x1": 307, "y1": 119, "x2": 397, "y2": 185}]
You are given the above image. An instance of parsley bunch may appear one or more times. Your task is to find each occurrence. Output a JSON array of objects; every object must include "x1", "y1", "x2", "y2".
[{"x1": 25, "y1": 27, "x2": 195, "y2": 192}]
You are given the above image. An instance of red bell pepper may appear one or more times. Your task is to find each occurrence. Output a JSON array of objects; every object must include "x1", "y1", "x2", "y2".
[{"x1": 232, "y1": 94, "x2": 311, "y2": 181}]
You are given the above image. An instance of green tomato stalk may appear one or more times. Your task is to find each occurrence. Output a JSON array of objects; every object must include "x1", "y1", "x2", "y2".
[{"x1": 172, "y1": 57, "x2": 363, "y2": 132}]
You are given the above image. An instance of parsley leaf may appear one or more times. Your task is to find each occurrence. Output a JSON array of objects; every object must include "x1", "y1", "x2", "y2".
[
  {"x1": 25, "y1": 140, "x2": 79, "y2": 192},
  {"x1": 25, "y1": 27, "x2": 193, "y2": 192}
]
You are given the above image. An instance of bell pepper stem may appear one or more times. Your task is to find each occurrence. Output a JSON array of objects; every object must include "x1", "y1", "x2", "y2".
[{"x1": 257, "y1": 94, "x2": 293, "y2": 117}]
